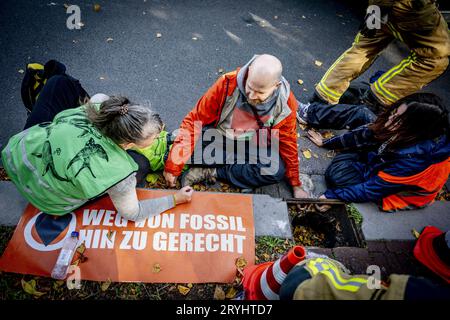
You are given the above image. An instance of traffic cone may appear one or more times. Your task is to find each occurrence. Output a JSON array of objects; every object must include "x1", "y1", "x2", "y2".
[{"x1": 243, "y1": 245, "x2": 306, "y2": 300}]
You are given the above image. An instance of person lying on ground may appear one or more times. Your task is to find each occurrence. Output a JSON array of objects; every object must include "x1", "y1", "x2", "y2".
[
  {"x1": 301, "y1": 92, "x2": 450, "y2": 212},
  {"x1": 163, "y1": 54, "x2": 309, "y2": 198},
  {"x1": 2, "y1": 71, "x2": 193, "y2": 222}
]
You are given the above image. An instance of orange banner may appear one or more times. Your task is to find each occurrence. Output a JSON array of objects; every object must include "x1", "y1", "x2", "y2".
[{"x1": 0, "y1": 190, "x2": 255, "y2": 283}]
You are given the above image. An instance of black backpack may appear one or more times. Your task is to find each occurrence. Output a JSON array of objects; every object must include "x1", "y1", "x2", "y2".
[{"x1": 20, "y1": 60, "x2": 66, "y2": 112}]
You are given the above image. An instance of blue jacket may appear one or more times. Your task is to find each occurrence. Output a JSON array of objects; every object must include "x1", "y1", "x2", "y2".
[{"x1": 324, "y1": 127, "x2": 450, "y2": 207}]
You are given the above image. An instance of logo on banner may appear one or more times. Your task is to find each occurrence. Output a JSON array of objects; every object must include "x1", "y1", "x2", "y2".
[{"x1": 24, "y1": 212, "x2": 77, "y2": 251}]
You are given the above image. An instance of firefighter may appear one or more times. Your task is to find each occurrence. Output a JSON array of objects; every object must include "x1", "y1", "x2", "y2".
[{"x1": 314, "y1": 0, "x2": 450, "y2": 111}]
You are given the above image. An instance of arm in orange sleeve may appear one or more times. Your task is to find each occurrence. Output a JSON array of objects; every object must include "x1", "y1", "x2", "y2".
[
  {"x1": 277, "y1": 93, "x2": 301, "y2": 187},
  {"x1": 164, "y1": 75, "x2": 230, "y2": 177}
]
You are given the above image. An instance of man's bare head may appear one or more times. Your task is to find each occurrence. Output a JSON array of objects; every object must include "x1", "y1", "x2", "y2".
[{"x1": 246, "y1": 54, "x2": 283, "y2": 106}]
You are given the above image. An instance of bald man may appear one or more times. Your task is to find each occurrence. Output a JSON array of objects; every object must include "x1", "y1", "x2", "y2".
[{"x1": 164, "y1": 54, "x2": 308, "y2": 198}]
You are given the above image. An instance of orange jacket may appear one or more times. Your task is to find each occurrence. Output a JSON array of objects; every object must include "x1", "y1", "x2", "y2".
[{"x1": 164, "y1": 70, "x2": 301, "y2": 187}]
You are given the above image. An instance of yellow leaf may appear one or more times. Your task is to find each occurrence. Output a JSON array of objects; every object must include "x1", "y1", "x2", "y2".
[
  {"x1": 76, "y1": 242, "x2": 86, "y2": 255},
  {"x1": 225, "y1": 287, "x2": 238, "y2": 299},
  {"x1": 187, "y1": 283, "x2": 193, "y2": 288},
  {"x1": 93, "y1": 4, "x2": 101, "y2": 12},
  {"x1": 314, "y1": 60, "x2": 323, "y2": 67},
  {"x1": 262, "y1": 253, "x2": 270, "y2": 260},
  {"x1": 297, "y1": 79, "x2": 304, "y2": 85},
  {"x1": 235, "y1": 257, "x2": 247, "y2": 269},
  {"x1": 101, "y1": 278, "x2": 112, "y2": 292},
  {"x1": 146, "y1": 173, "x2": 159, "y2": 184},
  {"x1": 322, "y1": 131, "x2": 335, "y2": 139},
  {"x1": 213, "y1": 285, "x2": 225, "y2": 300},
  {"x1": 412, "y1": 229, "x2": 421, "y2": 239},
  {"x1": 302, "y1": 149, "x2": 312, "y2": 159},
  {"x1": 152, "y1": 263, "x2": 161, "y2": 273},
  {"x1": 21, "y1": 279, "x2": 46, "y2": 297},
  {"x1": 177, "y1": 285, "x2": 190, "y2": 295}
]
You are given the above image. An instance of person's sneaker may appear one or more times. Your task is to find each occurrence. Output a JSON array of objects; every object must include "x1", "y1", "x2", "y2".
[
  {"x1": 181, "y1": 167, "x2": 217, "y2": 187},
  {"x1": 296, "y1": 101, "x2": 310, "y2": 125}
]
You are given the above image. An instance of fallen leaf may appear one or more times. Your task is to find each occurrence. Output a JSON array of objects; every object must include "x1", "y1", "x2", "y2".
[
  {"x1": 187, "y1": 283, "x2": 193, "y2": 288},
  {"x1": 297, "y1": 79, "x2": 304, "y2": 85},
  {"x1": 101, "y1": 278, "x2": 112, "y2": 291},
  {"x1": 71, "y1": 259, "x2": 79, "y2": 266},
  {"x1": 412, "y1": 229, "x2": 421, "y2": 239},
  {"x1": 225, "y1": 287, "x2": 238, "y2": 299},
  {"x1": 322, "y1": 131, "x2": 335, "y2": 139},
  {"x1": 326, "y1": 150, "x2": 335, "y2": 158},
  {"x1": 106, "y1": 37, "x2": 114, "y2": 43},
  {"x1": 107, "y1": 230, "x2": 115, "y2": 240},
  {"x1": 93, "y1": 4, "x2": 101, "y2": 12},
  {"x1": 76, "y1": 242, "x2": 86, "y2": 255},
  {"x1": 192, "y1": 37, "x2": 198, "y2": 41},
  {"x1": 99, "y1": 76, "x2": 105, "y2": 80},
  {"x1": 302, "y1": 149, "x2": 312, "y2": 159},
  {"x1": 53, "y1": 280, "x2": 65, "y2": 290},
  {"x1": 262, "y1": 253, "x2": 270, "y2": 260},
  {"x1": 214, "y1": 285, "x2": 225, "y2": 300},
  {"x1": 235, "y1": 257, "x2": 247, "y2": 269},
  {"x1": 156, "y1": 33, "x2": 162, "y2": 38},
  {"x1": 21, "y1": 279, "x2": 46, "y2": 297},
  {"x1": 177, "y1": 285, "x2": 190, "y2": 295},
  {"x1": 18, "y1": 69, "x2": 24, "y2": 74},
  {"x1": 314, "y1": 60, "x2": 323, "y2": 67},
  {"x1": 313, "y1": 153, "x2": 319, "y2": 159},
  {"x1": 152, "y1": 263, "x2": 161, "y2": 273}
]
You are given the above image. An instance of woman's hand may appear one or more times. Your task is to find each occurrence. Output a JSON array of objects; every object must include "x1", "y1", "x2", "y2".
[
  {"x1": 174, "y1": 186, "x2": 194, "y2": 205},
  {"x1": 307, "y1": 130, "x2": 324, "y2": 147}
]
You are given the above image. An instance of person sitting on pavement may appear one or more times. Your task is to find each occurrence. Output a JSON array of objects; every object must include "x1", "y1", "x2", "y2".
[
  {"x1": 2, "y1": 71, "x2": 193, "y2": 222},
  {"x1": 163, "y1": 54, "x2": 309, "y2": 198},
  {"x1": 300, "y1": 92, "x2": 450, "y2": 212}
]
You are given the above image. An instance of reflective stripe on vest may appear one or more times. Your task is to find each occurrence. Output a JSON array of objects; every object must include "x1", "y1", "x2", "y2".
[{"x1": 379, "y1": 157, "x2": 450, "y2": 211}]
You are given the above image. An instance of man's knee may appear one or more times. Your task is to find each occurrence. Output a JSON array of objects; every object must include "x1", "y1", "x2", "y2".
[{"x1": 259, "y1": 159, "x2": 285, "y2": 183}]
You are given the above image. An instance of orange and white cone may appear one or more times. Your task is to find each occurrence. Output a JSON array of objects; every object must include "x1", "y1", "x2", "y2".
[{"x1": 243, "y1": 246, "x2": 306, "y2": 300}]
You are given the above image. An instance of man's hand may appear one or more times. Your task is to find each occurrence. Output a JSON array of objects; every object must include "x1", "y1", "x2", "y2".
[
  {"x1": 316, "y1": 194, "x2": 331, "y2": 213},
  {"x1": 307, "y1": 130, "x2": 324, "y2": 147},
  {"x1": 163, "y1": 170, "x2": 178, "y2": 188},
  {"x1": 174, "y1": 186, "x2": 194, "y2": 205},
  {"x1": 293, "y1": 186, "x2": 309, "y2": 198}
]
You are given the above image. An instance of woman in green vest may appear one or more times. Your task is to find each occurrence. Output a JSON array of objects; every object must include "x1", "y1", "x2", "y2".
[{"x1": 2, "y1": 74, "x2": 193, "y2": 221}]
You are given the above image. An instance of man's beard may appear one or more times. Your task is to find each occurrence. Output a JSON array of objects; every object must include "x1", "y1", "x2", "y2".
[{"x1": 247, "y1": 99, "x2": 262, "y2": 106}]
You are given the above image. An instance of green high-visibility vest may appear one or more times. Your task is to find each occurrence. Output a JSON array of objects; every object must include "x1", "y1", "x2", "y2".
[{"x1": 1, "y1": 105, "x2": 138, "y2": 215}]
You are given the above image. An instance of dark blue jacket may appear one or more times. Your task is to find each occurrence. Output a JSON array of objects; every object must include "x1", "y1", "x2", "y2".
[{"x1": 324, "y1": 126, "x2": 450, "y2": 204}]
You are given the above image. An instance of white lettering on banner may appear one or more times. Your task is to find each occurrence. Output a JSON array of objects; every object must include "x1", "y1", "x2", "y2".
[
  {"x1": 179, "y1": 214, "x2": 246, "y2": 231},
  {"x1": 120, "y1": 231, "x2": 148, "y2": 250},
  {"x1": 76, "y1": 210, "x2": 248, "y2": 253},
  {"x1": 153, "y1": 232, "x2": 246, "y2": 253}
]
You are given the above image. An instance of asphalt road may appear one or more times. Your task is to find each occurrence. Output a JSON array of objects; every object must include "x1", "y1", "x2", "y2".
[{"x1": 1, "y1": 0, "x2": 449, "y2": 149}]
